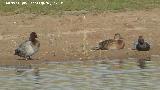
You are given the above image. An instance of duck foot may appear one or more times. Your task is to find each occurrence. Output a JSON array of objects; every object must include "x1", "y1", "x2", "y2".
[{"x1": 25, "y1": 57, "x2": 33, "y2": 60}]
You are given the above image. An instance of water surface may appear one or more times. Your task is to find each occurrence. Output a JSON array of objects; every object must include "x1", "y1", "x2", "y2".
[{"x1": 0, "y1": 58, "x2": 160, "y2": 90}]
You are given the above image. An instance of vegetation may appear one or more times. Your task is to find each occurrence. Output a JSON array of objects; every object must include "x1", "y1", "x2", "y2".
[{"x1": 0, "y1": 0, "x2": 160, "y2": 14}]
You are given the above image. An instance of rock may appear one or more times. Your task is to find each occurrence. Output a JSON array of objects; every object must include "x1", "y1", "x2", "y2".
[{"x1": 0, "y1": 35, "x2": 3, "y2": 40}]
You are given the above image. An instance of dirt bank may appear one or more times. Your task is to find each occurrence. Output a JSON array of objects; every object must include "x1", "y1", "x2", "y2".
[{"x1": 0, "y1": 9, "x2": 160, "y2": 65}]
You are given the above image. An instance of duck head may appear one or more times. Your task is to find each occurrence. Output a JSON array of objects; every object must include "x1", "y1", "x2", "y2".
[
  {"x1": 29, "y1": 32, "x2": 38, "y2": 42},
  {"x1": 114, "y1": 33, "x2": 122, "y2": 40},
  {"x1": 138, "y1": 36, "x2": 144, "y2": 45}
]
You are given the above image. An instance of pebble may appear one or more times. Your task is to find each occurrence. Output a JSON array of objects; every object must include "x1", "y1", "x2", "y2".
[
  {"x1": 128, "y1": 58, "x2": 136, "y2": 60},
  {"x1": 0, "y1": 35, "x2": 3, "y2": 40},
  {"x1": 13, "y1": 22, "x2": 17, "y2": 24},
  {"x1": 151, "y1": 55, "x2": 160, "y2": 57}
]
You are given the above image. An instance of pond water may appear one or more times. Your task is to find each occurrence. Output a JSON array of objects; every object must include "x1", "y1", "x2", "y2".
[{"x1": 0, "y1": 58, "x2": 160, "y2": 90}]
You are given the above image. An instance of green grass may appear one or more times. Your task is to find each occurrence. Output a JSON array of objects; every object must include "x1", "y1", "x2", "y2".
[{"x1": 0, "y1": 0, "x2": 160, "y2": 15}]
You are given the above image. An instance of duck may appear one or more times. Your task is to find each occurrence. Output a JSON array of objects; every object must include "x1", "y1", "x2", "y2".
[
  {"x1": 15, "y1": 32, "x2": 40, "y2": 60},
  {"x1": 135, "y1": 36, "x2": 150, "y2": 51},
  {"x1": 95, "y1": 33, "x2": 125, "y2": 50}
]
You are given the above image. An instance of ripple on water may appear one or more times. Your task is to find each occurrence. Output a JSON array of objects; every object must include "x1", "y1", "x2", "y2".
[{"x1": 0, "y1": 59, "x2": 160, "y2": 90}]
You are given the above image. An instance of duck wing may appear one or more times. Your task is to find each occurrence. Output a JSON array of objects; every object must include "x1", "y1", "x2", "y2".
[
  {"x1": 98, "y1": 39, "x2": 115, "y2": 50},
  {"x1": 30, "y1": 40, "x2": 40, "y2": 54},
  {"x1": 136, "y1": 42, "x2": 150, "y2": 51},
  {"x1": 15, "y1": 40, "x2": 35, "y2": 57}
]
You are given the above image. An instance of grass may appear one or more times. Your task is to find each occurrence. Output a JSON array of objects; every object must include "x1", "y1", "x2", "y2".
[{"x1": 0, "y1": 0, "x2": 160, "y2": 15}]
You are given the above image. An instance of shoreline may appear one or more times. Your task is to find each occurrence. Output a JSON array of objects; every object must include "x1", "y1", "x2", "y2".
[{"x1": 0, "y1": 9, "x2": 160, "y2": 65}]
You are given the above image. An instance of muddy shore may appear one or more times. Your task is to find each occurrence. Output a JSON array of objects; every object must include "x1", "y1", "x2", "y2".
[{"x1": 0, "y1": 9, "x2": 160, "y2": 65}]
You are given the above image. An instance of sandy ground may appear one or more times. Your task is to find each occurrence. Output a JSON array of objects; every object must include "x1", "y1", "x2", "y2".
[{"x1": 0, "y1": 9, "x2": 160, "y2": 66}]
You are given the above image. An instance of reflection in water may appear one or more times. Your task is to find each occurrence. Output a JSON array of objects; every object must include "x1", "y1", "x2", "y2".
[
  {"x1": 33, "y1": 67, "x2": 40, "y2": 76},
  {"x1": 0, "y1": 59, "x2": 160, "y2": 90},
  {"x1": 138, "y1": 59, "x2": 146, "y2": 69},
  {"x1": 137, "y1": 56, "x2": 151, "y2": 69},
  {"x1": 135, "y1": 51, "x2": 151, "y2": 69},
  {"x1": 16, "y1": 67, "x2": 40, "y2": 77}
]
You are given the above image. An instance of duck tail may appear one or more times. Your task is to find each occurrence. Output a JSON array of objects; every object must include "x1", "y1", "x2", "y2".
[
  {"x1": 14, "y1": 49, "x2": 20, "y2": 55},
  {"x1": 91, "y1": 46, "x2": 100, "y2": 50}
]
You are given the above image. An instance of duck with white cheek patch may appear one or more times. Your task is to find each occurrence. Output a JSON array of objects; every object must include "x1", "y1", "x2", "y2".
[{"x1": 15, "y1": 32, "x2": 40, "y2": 60}]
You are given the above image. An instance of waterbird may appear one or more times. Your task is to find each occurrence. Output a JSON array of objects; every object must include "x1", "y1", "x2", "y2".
[
  {"x1": 15, "y1": 32, "x2": 40, "y2": 60},
  {"x1": 94, "y1": 33, "x2": 125, "y2": 50},
  {"x1": 135, "y1": 36, "x2": 150, "y2": 51}
]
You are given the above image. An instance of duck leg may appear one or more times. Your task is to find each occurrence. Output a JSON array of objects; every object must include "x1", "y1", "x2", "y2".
[
  {"x1": 25, "y1": 56, "x2": 32, "y2": 60},
  {"x1": 28, "y1": 56, "x2": 32, "y2": 60}
]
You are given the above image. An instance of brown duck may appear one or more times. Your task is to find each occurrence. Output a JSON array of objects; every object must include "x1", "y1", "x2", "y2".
[{"x1": 95, "y1": 33, "x2": 125, "y2": 50}]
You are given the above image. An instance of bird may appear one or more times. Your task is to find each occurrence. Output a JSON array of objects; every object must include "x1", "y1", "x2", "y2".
[
  {"x1": 15, "y1": 32, "x2": 40, "y2": 60},
  {"x1": 95, "y1": 33, "x2": 125, "y2": 50},
  {"x1": 135, "y1": 36, "x2": 150, "y2": 51}
]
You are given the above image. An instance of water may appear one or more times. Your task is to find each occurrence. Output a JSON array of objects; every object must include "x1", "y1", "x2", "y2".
[{"x1": 0, "y1": 58, "x2": 160, "y2": 90}]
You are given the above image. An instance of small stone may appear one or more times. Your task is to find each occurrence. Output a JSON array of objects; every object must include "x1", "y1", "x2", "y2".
[
  {"x1": 60, "y1": 2, "x2": 63, "y2": 4},
  {"x1": 0, "y1": 35, "x2": 3, "y2": 40},
  {"x1": 13, "y1": 22, "x2": 17, "y2": 24},
  {"x1": 151, "y1": 55, "x2": 160, "y2": 57}
]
